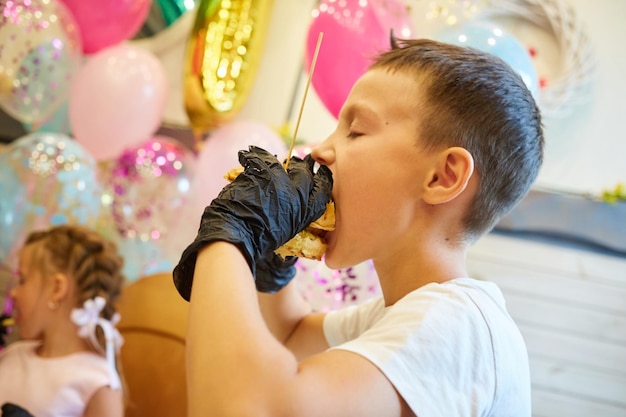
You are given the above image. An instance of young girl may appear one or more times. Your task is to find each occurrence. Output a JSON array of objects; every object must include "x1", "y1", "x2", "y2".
[{"x1": 0, "y1": 225, "x2": 126, "y2": 417}]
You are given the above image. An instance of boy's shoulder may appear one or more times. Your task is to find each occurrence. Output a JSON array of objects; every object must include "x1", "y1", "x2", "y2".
[{"x1": 400, "y1": 277, "x2": 505, "y2": 310}]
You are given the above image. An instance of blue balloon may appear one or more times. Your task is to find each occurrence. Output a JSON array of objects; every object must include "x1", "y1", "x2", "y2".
[
  {"x1": 0, "y1": 166, "x2": 26, "y2": 261},
  {"x1": 116, "y1": 237, "x2": 173, "y2": 282},
  {"x1": 0, "y1": 133, "x2": 103, "y2": 267},
  {"x1": 436, "y1": 22, "x2": 539, "y2": 99},
  {"x1": 22, "y1": 101, "x2": 71, "y2": 135}
]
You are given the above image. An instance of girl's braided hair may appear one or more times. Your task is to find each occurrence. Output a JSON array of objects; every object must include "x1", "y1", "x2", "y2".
[{"x1": 24, "y1": 224, "x2": 125, "y2": 322}]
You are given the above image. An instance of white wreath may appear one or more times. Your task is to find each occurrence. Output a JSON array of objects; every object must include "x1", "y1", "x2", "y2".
[{"x1": 477, "y1": 0, "x2": 596, "y2": 119}]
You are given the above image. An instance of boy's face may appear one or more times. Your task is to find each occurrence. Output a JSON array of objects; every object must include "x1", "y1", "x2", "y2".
[{"x1": 312, "y1": 68, "x2": 440, "y2": 269}]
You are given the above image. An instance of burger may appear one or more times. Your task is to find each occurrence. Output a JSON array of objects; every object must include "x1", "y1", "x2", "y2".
[{"x1": 225, "y1": 166, "x2": 335, "y2": 260}]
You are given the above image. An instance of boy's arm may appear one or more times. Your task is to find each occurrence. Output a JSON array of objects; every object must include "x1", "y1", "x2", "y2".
[
  {"x1": 257, "y1": 279, "x2": 328, "y2": 361},
  {"x1": 187, "y1": 242, "x2": 409, "y2": 417}
]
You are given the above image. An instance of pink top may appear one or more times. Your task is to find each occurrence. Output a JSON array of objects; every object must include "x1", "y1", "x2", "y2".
[{"x1": 0, "y1": 340, "x2": 114, "y2": 417}]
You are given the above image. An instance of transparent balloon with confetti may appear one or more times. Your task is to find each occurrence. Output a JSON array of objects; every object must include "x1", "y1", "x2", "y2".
[
  {"x1": 295, "y1": 258, "x2": 381, "y2": 312},
  {"x1": 101, "y1": 136, "x2": 196, "y2": 276},
  {"x1": 0, "y1": 0, "x2": 83, "y2": 125},
  {"x1": 0, "y1": 132, "x2": 103, "y2": 269}
]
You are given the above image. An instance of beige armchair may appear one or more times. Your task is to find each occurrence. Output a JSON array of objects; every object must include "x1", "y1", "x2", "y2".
[{"x1": 117, "y1": 273, "x2": 189, "y2": 416}]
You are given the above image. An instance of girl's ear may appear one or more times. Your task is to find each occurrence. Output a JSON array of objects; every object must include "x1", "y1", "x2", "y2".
[
  {"x1": 422, "y1": 147, "x2": 474, "y2": 205},
  {"x1": 49, "y1": 272, "x2": 71, "y2": 305}
]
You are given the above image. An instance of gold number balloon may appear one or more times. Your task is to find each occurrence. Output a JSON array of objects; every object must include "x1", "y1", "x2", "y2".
[{"x1": 184, "y1": 0, "x2": 274, "y2": 143}]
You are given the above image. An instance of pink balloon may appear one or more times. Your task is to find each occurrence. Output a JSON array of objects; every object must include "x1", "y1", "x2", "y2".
[
  {"x1": 305, "y1": 0, "x2": 413, "y2": 119},
  {"x1": 69, "y1": 44, "x2": 167, "y2": 161},
  {"x1": 166, "y1": 120, "x2": 288, "y2": 260},
  {"x1": 290, "y1": 142, "x2": 317, "y2": 159},
  {"x1": 59, "y1": 0, "x2": 151, "y2": 54},
  {"x1": 193, "y1": 120, "x2": 288, "y2": 205}
]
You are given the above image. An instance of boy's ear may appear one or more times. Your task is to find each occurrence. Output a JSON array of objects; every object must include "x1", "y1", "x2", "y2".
[{"x1": 423, "y1": 147, "x2": 474, "y2": 205}]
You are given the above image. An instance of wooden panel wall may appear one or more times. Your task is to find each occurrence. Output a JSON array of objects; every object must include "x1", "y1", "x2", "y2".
[{"x1": 468, "y1": 233, "x2": 626, "y2": 417}]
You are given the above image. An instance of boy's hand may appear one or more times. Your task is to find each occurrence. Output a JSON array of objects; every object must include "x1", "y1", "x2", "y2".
[
  {"x1": 255, "y1": 253, "x2": 298, "y2": 293},
  {"x1": 1, "y1": 403, "x2": 35, "y2": 417},
  {"x1": 173, "y1": 146, "x2": 332, "y2": 300}
]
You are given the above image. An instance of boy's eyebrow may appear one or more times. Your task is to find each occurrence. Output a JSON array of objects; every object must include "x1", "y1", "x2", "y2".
[{"x1": 343, "y1": 102, "x2": 379, "y2": 122}]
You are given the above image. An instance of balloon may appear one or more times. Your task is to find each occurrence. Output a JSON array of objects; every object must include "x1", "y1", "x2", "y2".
[
  {"x1": 289, "y1": 142, "x2": 317, "y2": 160},
  {"x1": 0, "y1": 0, "x2": 82, "y2": 124},
  {"x1": 101, "y1": 136, "x2": 195, "y2": 263},
  {"x1": 193, "y1": 120, "x2": 287, "y2": 204},
  {"x1": 370, "y1": 0, "x2": 414, "y2": 39},
  {"x1": 436, "y1": 21, "x2": 539, "y2": 98},
  {"x1": 69, "y1": 44, "x2": 168, "y2": 161},
  {"x1": 166, "y1": 120, "x2": 288, "y2": 260},
  {"x1": 59, "y1": 0, "x2": 151, "y2": 54},
  {"x1": 183, "y1": 0, "x2": 274, "y2": 139},
  {"x1": 0, "y1": 133, "x2": 103, "y2": 268},
  {"x1": 305, "y1": 0, "x2": 413, "y2": 119},
  {"x1": 22, "y1": 101, "x2": 71, "y2": 135},
  {"x1": 410, "y1": 0, "x2": 486, "y2": 35},
  {"x1": 157, "y1": 0, "x2": 196, "y2": 26},
  {"x1": 115, "y1": 237, "x2": 173, "y2": 282},
  {"x1": 295, "y1": 258, "x2": 381, "y2": 312}
]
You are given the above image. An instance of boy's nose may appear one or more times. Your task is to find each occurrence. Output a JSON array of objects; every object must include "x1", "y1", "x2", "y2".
[{"x1": 311, "y1": 138, "x2": 334, "y2": 167}]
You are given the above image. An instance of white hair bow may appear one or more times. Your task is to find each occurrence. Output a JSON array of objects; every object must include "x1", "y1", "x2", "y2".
[{"x1": 71, "y1": 296, "x2": 123, "y2": 390}]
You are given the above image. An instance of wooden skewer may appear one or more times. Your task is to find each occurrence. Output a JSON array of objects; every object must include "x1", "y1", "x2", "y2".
[{"x1": 284, "y1": 32, "x2": 324, "y2": 170}]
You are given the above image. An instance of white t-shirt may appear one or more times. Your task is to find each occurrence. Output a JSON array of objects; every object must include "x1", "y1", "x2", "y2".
[
  {"x1": 0, "y1": 340, "x2": 115, "y2": 417},
  {"x1": 323, "y1": 278, "x2": 531, "y2": 417}
]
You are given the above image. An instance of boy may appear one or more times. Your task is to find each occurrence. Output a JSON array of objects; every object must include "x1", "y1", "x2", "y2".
[{"x1": 173, "y1": 37, "x2": 543, "y2": 417}]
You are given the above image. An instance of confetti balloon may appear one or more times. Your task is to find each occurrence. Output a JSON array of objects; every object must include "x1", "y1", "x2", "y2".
[
  {"x1": 183, "y1": 0, "x2": 274, "y2": 140},
  {"x1": 0, "y1": 0, "x2": 82, "y2": 125},
  {"x1": 295, "y1": 258, "x2": 381, "y2": 312},
  {"x1": 115, "y1": 237, "x2": 174, "y2": 283},
  {"x1": 0, "y1": 133, "x2": 103, "y2": 269},
  {"x1": 22, "y1": 100, "x2": 71, "y2": 135},
  {"x1": 101, "y1": 136, "x2": 196, "y2": 265},
  {"x1": 417, "y1": 0, "x2": 487, "y2": 30}
]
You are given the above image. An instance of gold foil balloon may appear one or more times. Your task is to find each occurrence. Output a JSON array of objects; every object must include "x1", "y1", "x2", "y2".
[{"x1": 183, "y1": 0, "x2": 273, "y2": 144}]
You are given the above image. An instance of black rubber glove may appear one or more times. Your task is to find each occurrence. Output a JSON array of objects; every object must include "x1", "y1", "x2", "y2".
[
  {"x1": 1, "y1": 403, "x2": 35, "y2": 417},
  {"x1": 173, "y1": 146, "x2": 333, "y2": 301},
  {"x1": 255, "y1": 253, "x2": 298, "y2": 293}
]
